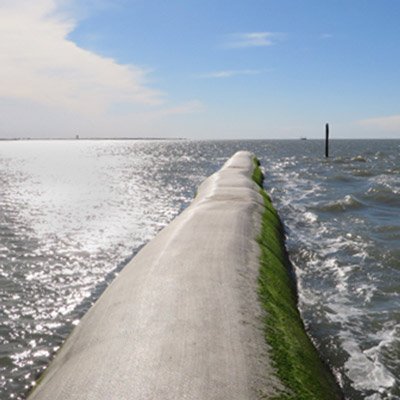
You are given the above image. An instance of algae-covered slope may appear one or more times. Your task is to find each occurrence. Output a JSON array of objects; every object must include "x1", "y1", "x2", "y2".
[{"x1": 253, "y1": 158, "x2": 343, "y2": 400}]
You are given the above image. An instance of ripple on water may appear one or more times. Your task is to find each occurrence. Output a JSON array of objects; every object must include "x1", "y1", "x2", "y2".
[
  {"x1": 0, "y1": 140, "x2": 218, "y2": 399},
  {"x1": 0, "y1": 139, "x2": 399, "y2": 400},
  {"x1": 262, "y1": 140, "x2": 400, "y2": 400}
]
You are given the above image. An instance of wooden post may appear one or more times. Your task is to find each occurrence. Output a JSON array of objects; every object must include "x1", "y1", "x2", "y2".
[{"x1": 325, "y1": 123, "x2": 329, "y2": 158}]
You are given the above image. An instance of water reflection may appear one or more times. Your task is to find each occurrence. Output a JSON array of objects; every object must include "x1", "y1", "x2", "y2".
[{"x1": 0, "y1": 140, "x2": 399, "y2": 399}]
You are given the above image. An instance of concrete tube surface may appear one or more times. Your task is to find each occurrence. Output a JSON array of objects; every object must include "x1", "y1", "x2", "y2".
[{"x1": 28, "y1": 151, "x2": 285, "y2": 400}]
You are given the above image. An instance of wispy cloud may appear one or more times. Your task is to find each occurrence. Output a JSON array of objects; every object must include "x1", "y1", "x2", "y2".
[
  {"x1": 157, "y1": 100, "x2": 205, "y2": 116},
  {"x1": 358, "y1": 114, "x2": 400, "y2": 132},
  {"x1": 224, "y1": 32, "x2": 284, "y2": 48},
  {"x1": 198, "y1": 69, "x2": 262, "y2": 79},
  {"x1": 0, "y1": 0, "x2": 163, "y2": 116},
  {"x1": 320, "y1": 33, "x2": 333, "y2": 39}
]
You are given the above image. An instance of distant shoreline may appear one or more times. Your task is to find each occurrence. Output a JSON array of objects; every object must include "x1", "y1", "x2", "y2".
[
  {"x1": 0, "y1": 137, "x2": 187, "y2": 141},
  {"x1": 0, "y1": 137, "x2": 398, "y2": 141}
]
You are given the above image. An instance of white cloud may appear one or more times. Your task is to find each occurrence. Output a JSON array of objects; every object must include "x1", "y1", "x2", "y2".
[
  {"x1": 198, "y1": 69, "x2": 262, "y2": 79},
  {"x1": 0, "y1": 0, "x2": 162, "y2": 116},
  {"x1": 0, "y1": 0, "x2": 205, "y2": 138},
  {"x1": 225, "y1": 32, "x2": 283, "y2": 48},
  {"x1": 358, "y1": 115, "x2": 400, "y2": 132},
  {"x1": 320, "y1": 33, "x2": 333, "y2": 39}
]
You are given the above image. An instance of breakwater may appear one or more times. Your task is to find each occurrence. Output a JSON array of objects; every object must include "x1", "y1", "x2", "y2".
[{"x1": 28, "y1": 151, "x2": 341, "y2": 399}]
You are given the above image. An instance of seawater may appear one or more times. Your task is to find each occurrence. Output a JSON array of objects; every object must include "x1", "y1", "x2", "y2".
[{"x1": 0, "y1": 139, "x2": 399, "y2": 399}]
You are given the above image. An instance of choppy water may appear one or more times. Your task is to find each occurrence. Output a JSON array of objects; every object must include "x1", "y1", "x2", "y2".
[{"x1": 0, "y1": 139, "x2": 399, "y2": 399}]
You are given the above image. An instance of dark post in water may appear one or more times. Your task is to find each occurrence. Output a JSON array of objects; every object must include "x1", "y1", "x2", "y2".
[{"x1": 325, "y1": 123, "x2": 329, "y2": 158}]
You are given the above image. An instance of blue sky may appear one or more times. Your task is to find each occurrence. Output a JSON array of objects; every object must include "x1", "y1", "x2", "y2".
[{"x1": 1, "y1": 0, "x2": 400, "y2": 139}]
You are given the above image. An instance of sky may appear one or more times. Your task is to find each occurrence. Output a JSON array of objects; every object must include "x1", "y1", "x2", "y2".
[{"x1": 1, "y1": 0, "x2": 400, "y2": 139}]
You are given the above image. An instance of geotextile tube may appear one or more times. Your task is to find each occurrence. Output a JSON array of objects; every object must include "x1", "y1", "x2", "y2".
[{"x1": 29, "y1": 151, "x2": 342, "y2": 400}]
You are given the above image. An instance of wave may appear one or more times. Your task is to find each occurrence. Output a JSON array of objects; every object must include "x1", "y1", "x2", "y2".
[
  {"x1": 351, "y1": 169, "x2": 374, "y2": 177},
  {"x1": 351, "y1": 155, "x2": 367, "y2": 162},
  {"x1": 329, "y1": 174, "x2": 357, "y2": 182},
  {"x1": 364, "y1": 185, "x2": 400, "y2": 207},
  {"x1": 316, "y1": 195, "x2": 365, "y2": 212},
  {"x1": 330, "y1": 155, "x2": 367, "y2": 165}
]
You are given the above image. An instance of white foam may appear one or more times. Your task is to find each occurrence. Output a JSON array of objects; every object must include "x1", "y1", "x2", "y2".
[
  {"x1": 263, "y1": 152, "x2": 399, "y2": 399},
  {"x1": 343, "y1": 337, "x2": 395, "y2": 393},
  {"x1": 303, "y1": 211, "x2": 317, "y2": 223}
]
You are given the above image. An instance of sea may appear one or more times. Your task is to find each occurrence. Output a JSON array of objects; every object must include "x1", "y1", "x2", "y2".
[{"x1": 0, "y1": 139, "x2": 399, "y2": 400}]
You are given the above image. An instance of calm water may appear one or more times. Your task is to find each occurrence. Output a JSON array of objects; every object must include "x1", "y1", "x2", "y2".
[{"x1": 0, "y1": 139, "x2": 399, "y2": 399}]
